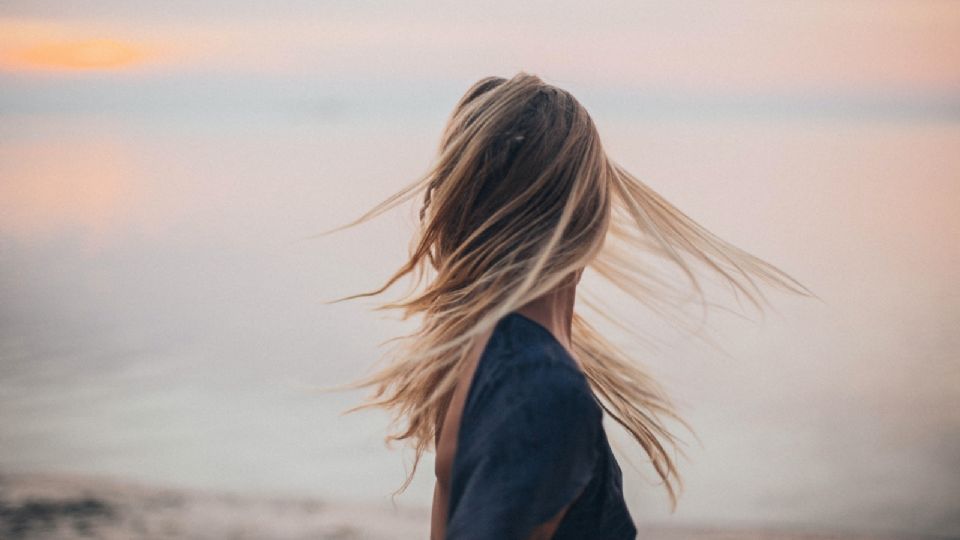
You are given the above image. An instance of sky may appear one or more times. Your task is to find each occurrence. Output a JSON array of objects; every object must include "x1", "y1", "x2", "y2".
[{"x1": 1, "y1": 2, "x2": 958, "y2": 98}]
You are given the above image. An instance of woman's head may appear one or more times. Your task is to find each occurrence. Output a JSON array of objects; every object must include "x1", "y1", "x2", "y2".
[
  {"x1": 418, "y1": 73, "x2": 611, "y2": 316},
  {"x1": 318, "y1": 71, "x2": 815, "y2": 509}
]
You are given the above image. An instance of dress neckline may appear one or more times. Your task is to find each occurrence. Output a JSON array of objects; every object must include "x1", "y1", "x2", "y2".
[{"x1": 506, "y1": 311, "x2": 576, "y2": 361}]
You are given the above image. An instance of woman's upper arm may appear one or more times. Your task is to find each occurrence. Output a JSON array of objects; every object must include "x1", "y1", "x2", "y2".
[{"x1": 525, "y1": 500, "x2": 575, "y2": 540}]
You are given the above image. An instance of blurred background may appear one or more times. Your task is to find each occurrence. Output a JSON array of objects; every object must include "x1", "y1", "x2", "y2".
[{"x1": 1, "y1": 1, "x2": 958, "y2": 539}]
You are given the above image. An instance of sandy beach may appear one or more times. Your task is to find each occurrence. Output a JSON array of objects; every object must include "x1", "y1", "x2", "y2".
[
  {"x1": 0, "y1": 471, "x2": 428, "y2": 540},
  {"x1": 0, "y1": 472, "x2": 947, "y2": 540}
]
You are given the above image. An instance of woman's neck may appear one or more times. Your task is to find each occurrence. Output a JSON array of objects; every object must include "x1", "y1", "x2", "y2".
[{"x1": 514, "y1": 272, "x2": 579, "y2": 353}]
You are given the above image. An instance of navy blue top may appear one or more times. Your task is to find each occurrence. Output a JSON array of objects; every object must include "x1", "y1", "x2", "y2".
[{"x1": 446, "y1": 312, "x2": 638, "y2": 539}]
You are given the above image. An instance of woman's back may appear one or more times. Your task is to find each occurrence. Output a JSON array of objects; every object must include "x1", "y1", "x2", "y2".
[{"x1": 434, "y1": 311, "x2": 637, "y2": 539}]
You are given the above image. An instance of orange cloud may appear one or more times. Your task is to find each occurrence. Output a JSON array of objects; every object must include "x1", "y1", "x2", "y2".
[{"x1": 12, "y1": 38, "x2": 147, "y2": 71}]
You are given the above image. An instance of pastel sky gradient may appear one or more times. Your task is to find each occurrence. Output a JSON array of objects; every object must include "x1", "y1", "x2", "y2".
[{"x1": 1, "y1": 1, "x2": 958, "y2": 94}]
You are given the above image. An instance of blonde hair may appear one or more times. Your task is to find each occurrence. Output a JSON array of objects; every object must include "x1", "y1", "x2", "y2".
[{"x1": 314, "y1": 72, "x2": 814, "y2": 509}]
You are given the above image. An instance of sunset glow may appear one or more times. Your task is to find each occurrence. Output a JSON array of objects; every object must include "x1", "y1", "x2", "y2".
[{"x1": 15, "y1": 38, "x2": 146, "y2": 70}]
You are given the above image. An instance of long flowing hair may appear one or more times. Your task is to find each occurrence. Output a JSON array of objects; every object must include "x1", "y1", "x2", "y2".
[{"x1": 313, "y1": 72, "x2": 815, "y2": 509}]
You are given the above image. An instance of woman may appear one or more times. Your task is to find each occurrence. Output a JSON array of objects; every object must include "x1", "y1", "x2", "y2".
[{"x1": 319, "y1": 72, "x2": 813, "y2": 539}]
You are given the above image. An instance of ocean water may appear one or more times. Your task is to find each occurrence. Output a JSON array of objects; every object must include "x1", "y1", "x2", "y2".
[{"x1": 1, "y1": 79, "x2": 958, "y2": 538}]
